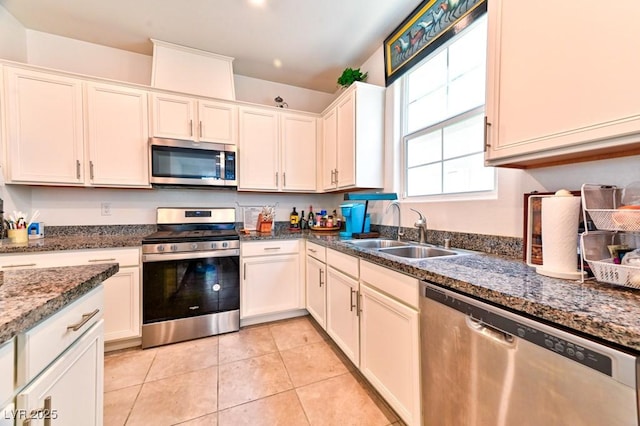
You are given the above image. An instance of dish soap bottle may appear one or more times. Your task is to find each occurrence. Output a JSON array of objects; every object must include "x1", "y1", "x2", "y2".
[{"x1": 290, "y1": 207, "x2": 300, "y2": 230}]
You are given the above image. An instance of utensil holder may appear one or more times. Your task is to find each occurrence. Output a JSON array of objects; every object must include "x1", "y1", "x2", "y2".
[{"x1": 8, "y1": 228, "x2": 28, "y2": 243}]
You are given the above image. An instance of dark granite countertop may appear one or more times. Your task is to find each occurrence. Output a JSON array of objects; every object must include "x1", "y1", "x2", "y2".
[
  {"x1": 244, "y1": 230, "x2": 640, "y2": 353},
  {"x1": 0, "y1": 234, "x2": 147, "y2": 254},
  {"x1": 0, "y1": 263, "x2": 119, "y2": 345}
]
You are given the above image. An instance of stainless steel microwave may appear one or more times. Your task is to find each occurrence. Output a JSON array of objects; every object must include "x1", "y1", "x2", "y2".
[{"x1": 149, "y1": 138, "x2": 237, "y2": 187}]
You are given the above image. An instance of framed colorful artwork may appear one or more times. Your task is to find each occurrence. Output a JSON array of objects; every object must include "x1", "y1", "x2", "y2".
[{"x1": 383, "y1": 0, "x2": 487, "y2": 86}]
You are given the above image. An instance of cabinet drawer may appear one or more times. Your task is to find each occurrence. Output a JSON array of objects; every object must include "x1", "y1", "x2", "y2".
[
  {"x1": 327, "y1": 248, "x2": 358, "y2": 279},
  {"x1": 242, "y1": 240, "x2": 300, "y2": 257},
  {"x1": 0, "y1": 338, "x2": 14, "y2": 407},
  {"x1": 17, "y1": 286, "x2": 104, "y2": 387},
  {"x1": 0, "y1": 248, "x2": 139, "y2": 270},
  {"x1": 306, "y1": 241, "x2": 326, "y2": 262},
  {"x1": 360, "y1": 260, "x2": 418, "y2": 309}
]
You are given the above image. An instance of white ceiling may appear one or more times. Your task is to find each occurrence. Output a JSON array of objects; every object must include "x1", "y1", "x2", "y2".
[{"x1": 0, "y1": 0, "x2": 422, "y2": 93}]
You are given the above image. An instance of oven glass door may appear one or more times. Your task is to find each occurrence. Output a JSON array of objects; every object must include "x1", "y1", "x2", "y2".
[{"x1": 143, "y1": 253, "x2": 240, "y2": 324}]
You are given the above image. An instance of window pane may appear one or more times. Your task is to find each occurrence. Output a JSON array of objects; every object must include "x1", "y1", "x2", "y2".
[
  {"x1": 407, "y1": 88, "x2": 447, "y2": 133},
  {"x1": 407, "y1": 130, "x2": 442, "y2": 167},
  {"x1": 443, "y1": 114, "x2": 484, "y2": 159},
  {"x1": 407, "y1": 163, "x2": 442, "y2": 196},
  {"x1": 407, "y1": 50, "x2": 447, "y2": 102},
  {"x1": 449, "y1": 18, "x2": 487, "y2": 79},
  {"x1": 442, "y1": 153, "x2": 494, "y2": 193},
  {"x1": 448, "y1": 67, "x2": 486, "y2": 117}
]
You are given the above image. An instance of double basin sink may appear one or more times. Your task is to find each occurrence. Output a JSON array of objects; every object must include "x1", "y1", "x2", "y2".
[{"x1": 345, "y1": 238, "x2": 468, "y2": 260}]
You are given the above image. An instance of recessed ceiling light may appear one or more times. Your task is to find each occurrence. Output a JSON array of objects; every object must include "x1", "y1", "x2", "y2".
[
  {"x1": 273, "y1": 59, "x2": 282, "y2": 68},
  {"x1": 249, "y1": 0, "x2": 266, "y2": 7}
]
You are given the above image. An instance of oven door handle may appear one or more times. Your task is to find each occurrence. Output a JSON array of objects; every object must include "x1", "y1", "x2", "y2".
[{"x1": 142, "y1": 249, "x2": 240, "y2": 263}]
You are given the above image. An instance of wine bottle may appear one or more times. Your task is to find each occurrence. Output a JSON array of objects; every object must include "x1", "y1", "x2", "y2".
[{"x1": 308, "y1": 206, "x2": 315, "y2": 228}]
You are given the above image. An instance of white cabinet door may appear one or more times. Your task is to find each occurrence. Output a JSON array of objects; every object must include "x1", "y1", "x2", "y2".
[
  {"x1": 198, "y1": 100, "x2": 237, "y2": 144},
  {"x1": 485, "y1": 1, "x2": 640, "y2": 167},
  {"x1": 326, "y1": 266, "x2": 359, "y2": 366},
  {"x1": 280, "y1": 113, "x2": 317, "y2": 191},
  {"x1": 241, "y1": 254, "x2": 301, "y2": 318},
  {"x1": 103, "y1": 267, "x2": 141, "y2": 342},
  {"x1": 86, "y1": 82, "x2": 149, "y2": 187},
  {"x1": 360, "y1": 283, "x2": 420, "y2": 426},
  {"x1": 321, "y1": 108, "x2": 338, "y2": 191},
  {"x1": 16, "y1": 321, "x2": 103, "y2": 426},
  {"x1": 335, "y1": 92, "x2": 356, "y2": 188},
  {"x1": 320, "y1": 82, "x2": 384, "y2": 192},
  {"x1": 5, "y1": 67, "x2": 84, "y2": 185},
  {"x1": 150, "y1": 93, "x2": 196, "y2": 140},
  {"x1": 238, "y1": 107, "x2": 279, "y2": 191},
  {"x1": 306, "y1": 256, "x2": 326, "y2": 329}
]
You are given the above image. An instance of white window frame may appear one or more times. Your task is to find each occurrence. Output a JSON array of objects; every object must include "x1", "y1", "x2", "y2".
[{"x1": 400, "y1": 14, "x2": 494, "y2": 201}]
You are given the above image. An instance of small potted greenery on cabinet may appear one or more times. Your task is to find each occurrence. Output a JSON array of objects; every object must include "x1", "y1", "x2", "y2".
[{"x1": 337, "y1": 67, "x2": 368, "y2": 88}]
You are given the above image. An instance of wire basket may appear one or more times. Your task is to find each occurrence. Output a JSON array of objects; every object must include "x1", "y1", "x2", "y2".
[
  {"x1": 581, "y1": 232, "x2": 640, "y2": 289},
  {"x1": 581, "y1": 184, "x2": 640, "y2": 232}
]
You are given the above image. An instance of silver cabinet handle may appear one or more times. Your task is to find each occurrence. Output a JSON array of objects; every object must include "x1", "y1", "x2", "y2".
[
  {"x1": 2, "y1": 263, "x2": 37, "y2": 268},
  {"x1": 350, "y1": 288, "x2": 356, "y2": 312},
  {"x1": 76, "y1": 160, "x2": 81, "y2": 179},
  {"x1": 90, "y1": 161, "x2": 94, "y2": 180},
  {"x1": 189, "y1": 119, "x2": 193, "y2": 137},
  {"x1": 334, "y1": 169, "x2": 339, "y2": 185},
  {"x1": 484, "y1": 116, "x2": 491, "y2": 152},
  {"x1": 25, "y1": 396, "x2": 53, "y2": 426},
  {"x1": 66, "y1": 309, "x2": 99, "y2": 332},
  {"x1": 199, "y1": 121, "x2": 203, "y2": 138},
  {"x1": 330, "y1": 169, "x2": 335, "y2": 184},
  {"x1": 263, "y1": 247, "x2": 281, "y2": 251},
  {"x1": 308, "y1": 248, "x2": 317, "y2": 253},
  {"x1": 275, "y1": 172, "x2": 279, "y2": 187},
  {"x1": 283, "y1": 172, "x2": 286, "y2": 187},
  {"x1": 243, "y1": 263, "x2": 247, "y2": 280},
  {"x1": 319, "y1": 269, "x2": 324, "y2": 287},
  {"x1": 88, "y1": 258, "x2": 116, "y2": 263},
  {"x1": 357, "y1": 292, "x2": 362, "y2": 317}
]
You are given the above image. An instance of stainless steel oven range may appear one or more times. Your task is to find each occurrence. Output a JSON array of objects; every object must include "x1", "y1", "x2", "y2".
[{"x1": 141, "y1": 207, "x2": 240, "y2": 348}]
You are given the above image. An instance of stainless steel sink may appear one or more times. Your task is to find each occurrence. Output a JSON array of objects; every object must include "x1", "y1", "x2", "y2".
[
  {"x1": 346, "y1": 239, "x2": 408, "y2": 249},
  {"x1": 378, "y1": 245, "x2": 458, "y2": 259}
]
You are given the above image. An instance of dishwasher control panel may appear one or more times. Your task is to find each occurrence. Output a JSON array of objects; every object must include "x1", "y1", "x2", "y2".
[{"x1": 425, "y1": 284, "x2": 613, "y2": 377}]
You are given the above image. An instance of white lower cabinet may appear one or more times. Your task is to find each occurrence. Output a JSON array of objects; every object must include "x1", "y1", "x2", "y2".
[
  {"x1": 16, "y1": 285, "x2": 104, "y2": 426},
  {"x1": 305, "y1": 241, "x2": 327, "y2": 329},
  {"x1": 359, "y1": 261, "x2": 421, "y2": 426},
  {"x1": 0, "y1": 248, "x2": 141, "y2": 345},
  {"x1": 240, "y1": 240, "x2": 304, "y2": 324},
  {"x1": 16, "y1": 321, "x2": 103, "y2": 426},
  {"x1": 325, "y1": 249, "x2": 360, "y2": 366},
  {"x1": 0, "y1": 338, "x2": 15, "y2": 424}
]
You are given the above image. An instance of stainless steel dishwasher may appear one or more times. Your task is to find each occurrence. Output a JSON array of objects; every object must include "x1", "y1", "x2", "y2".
[{"x1": 420, "y1": 281, "x2": 639, "y2": 426}]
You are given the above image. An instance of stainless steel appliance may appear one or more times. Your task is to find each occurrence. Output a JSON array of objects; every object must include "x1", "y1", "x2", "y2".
[
  {"x1": 149, "y1": 137, "x2": 237, "y2": 187},
  {"x1": 421, "y1": 281, "x2": 639, "y2": 426},
  {"x1": 141, "y1": 207, "x2": 240, "y2": 348}
]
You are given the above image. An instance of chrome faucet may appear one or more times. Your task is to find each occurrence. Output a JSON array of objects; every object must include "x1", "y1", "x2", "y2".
[
  {"x1": 385, "y1": 201, "x2": 404, "y2": 241},
  {"x1": 410, "y1": 208, "x2": 428, "y2": 244}
]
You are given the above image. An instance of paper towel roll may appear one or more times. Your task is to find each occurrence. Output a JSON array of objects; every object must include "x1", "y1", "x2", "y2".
[{"x1": 536, "y1": 195, "x2": 584, "y2": 279}]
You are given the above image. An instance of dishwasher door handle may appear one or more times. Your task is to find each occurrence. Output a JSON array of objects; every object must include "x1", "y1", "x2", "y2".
[{"x1": 466, "y1": 316, "x2": 515, "y2": 347}]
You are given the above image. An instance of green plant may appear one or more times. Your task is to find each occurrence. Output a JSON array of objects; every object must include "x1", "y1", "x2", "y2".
[{"x1": 337, "y1": 67, "x2": 368, "y2": 88}]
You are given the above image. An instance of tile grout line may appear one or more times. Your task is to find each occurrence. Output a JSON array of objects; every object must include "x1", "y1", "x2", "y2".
[{"x1": 123, "y1": 350, "x2": 157, "y2": 425}]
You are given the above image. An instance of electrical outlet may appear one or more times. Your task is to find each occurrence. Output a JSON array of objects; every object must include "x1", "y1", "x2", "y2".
[{"x1": 101, "y1": 202, "x2": 112, "y2": 216}]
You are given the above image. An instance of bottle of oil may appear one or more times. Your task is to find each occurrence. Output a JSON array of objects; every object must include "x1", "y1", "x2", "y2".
[{"x1": 290, "y1": 207, "x2": 300, "y2": 229}]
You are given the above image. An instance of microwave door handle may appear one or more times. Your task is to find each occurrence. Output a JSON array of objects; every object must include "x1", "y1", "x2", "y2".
[{"x1": 219, "y1": 152, "x2": 226, "y2": 183}]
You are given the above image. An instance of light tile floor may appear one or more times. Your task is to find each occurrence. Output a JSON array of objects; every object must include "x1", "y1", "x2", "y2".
[{"x1": 104, "y1": 315, "x2": 403, "y2": 426}]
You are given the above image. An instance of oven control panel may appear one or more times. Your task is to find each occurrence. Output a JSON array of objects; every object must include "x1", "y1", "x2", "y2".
[{"x1": 142, "y1": 240, "x2": 240, "y2": 254}]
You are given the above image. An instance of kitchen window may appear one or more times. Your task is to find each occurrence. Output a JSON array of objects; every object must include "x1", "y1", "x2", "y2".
[{"x1": 402, "y1": 14, "x2": 493, "y2": 198}]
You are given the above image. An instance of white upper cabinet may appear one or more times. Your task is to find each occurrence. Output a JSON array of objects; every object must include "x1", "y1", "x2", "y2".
[
  {"x1": 86, "y1": 82, "x2": 149, "y2": 187},
  {"x1": 238, "y1": 106, "x2": 317, "y2": 192},
  {"x1": 150, "y1": 92, "x2": 237, "y2": 144},
  {"x1": 5, "y1": 67, "x2": 85, "y2": 185},
  {"x1": 321, "y1": 82, "x2": 384, "y2": 191},
  {"x1": 485, "y1": 1, "x2": 640, "y2": 167},
  {"x1": 4, "y1": 66, "x2": 150, "y2": 188}
]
